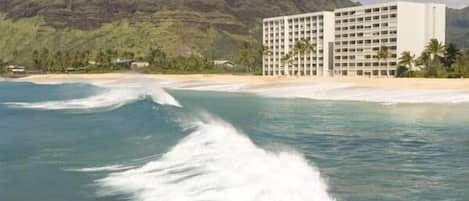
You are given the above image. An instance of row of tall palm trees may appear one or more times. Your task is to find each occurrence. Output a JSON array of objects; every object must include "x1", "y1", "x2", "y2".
[
  {"x1": 397, "y1": 39, "x2": 449, "y2": 77},
  {"x1": 278, "y1": 38, "x2": 454, "y2": 78},
  {"x1": 280, "y1": 39, "x2": 316, "y2": 74}
]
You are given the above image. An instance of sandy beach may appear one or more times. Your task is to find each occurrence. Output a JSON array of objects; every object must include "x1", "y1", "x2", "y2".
[{"x1": 5, "y1": 73, "x2": 469, "y2": 91}]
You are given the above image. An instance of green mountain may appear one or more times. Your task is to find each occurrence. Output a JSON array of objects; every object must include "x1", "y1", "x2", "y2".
[
  {"x1": 3, "y1": 0, "x2": 467, "y2": 66},
  {"x1": 447, "y1": 7, "x2": 469, "y2": 49},
  {"x1": 0, "y1": 0, "x2": 356, "y2": 65}
]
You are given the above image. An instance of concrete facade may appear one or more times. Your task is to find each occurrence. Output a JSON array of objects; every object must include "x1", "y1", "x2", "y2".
[
  {"x1": 262, "y1": 1, "x2": 446, "y2": 77},
  {"x1": 262, "y1": 12, "x2": 335, "y2": 76}
]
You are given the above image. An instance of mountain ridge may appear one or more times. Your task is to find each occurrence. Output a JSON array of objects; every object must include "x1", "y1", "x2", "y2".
[{"x1": 1, "y1": 0, "x2": 468, "y2": 66}]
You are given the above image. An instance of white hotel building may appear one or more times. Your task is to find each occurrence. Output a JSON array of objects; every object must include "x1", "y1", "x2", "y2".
[
  {"x1": 262, "y1": 12, "x2": 335, "y2": 76},
  {"x1": 262, "y1": 1, "x2": 446, "y2": 77}
]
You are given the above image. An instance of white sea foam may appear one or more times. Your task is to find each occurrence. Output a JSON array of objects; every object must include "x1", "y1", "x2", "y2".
[
  {"x1": 96, "y1": 116, "x2": 334, "y2": 201},
  {"x1": 158, "y1": 80, "x2": 469, "y2": 104},
  {"x1": 174, "y1": 83, "x2": 248, "y2": 92},
  {"x1": 4, "y1": 83, "x2": 181, "y2": 111},
  {"x1": 66, "y1": 165, "x2": 135, "y2": 172},
  {"x1": 248, "y1": 83, "x2": 469, "y2": 104}
]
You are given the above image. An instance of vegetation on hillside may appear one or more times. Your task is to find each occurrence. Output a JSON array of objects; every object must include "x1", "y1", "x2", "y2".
[
  {"x1": 0, "y1": 0, "x2": 356, "y2": 65},
  {"x1": 0, "y1": 41, "x2": 268, "y2": 75}
]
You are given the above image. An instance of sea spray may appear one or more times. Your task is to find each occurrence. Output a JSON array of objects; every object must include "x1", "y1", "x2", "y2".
[
  {"x1": 248, "y1": 83, "x2": 469, "y2": 104},
  {"x1": 96, "y1": 115, "x2": 334, "y2": 201},
  {"x1": 4, "y1": 81, "x2": 181, "y2": 111}
]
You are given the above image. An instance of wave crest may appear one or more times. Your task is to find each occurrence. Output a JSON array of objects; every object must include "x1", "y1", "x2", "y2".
[
  {"x1": 96, "y1": 116, "x2": 334, "y2": 201},
  {"x1": 4, "y1": 83, "x2": 181, "y2": 112}
]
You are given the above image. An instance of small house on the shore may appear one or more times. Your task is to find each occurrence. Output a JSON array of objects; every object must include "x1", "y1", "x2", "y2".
[
  {"x1": 112, "y1": 58, "x2": 133, "y2": 66},
  {"x1": 6, "y1": 65, "x2": 26, "y2": 74},
  {"x1": 214, "y1": 60, "x2": 234, "y2": 68},
  {"x1": 131, "y1": 62, "x2": 150, "y2": 70}
]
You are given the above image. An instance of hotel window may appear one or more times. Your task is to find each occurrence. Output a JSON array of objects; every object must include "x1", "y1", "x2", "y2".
[
  {"x1": 390, "y1": 14, "x2": 397, "y2": 18},
  {"x1": 373, "y1": 8, "x2": 380, "y2": 12},
  {"x1": 365, "y1": 9, "x2": 372, "y2": 13},
  {"x1": 373, "y1": 16, "x2": 379, "y2": 20},
  {"x1": 390, "y1": 6, "x2": 397, "y2": 10}
]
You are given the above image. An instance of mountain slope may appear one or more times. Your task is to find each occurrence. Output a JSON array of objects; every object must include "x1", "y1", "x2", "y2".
[
  {"x1": 0, "y1": 0, "x2": 356, "y2": 64},
  {"x1": 447, "y1": 7, "x2": 469, "y2": 49}
]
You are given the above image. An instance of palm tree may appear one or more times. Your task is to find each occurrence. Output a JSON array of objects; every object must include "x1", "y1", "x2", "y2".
[
  {"x1": 376, "y1": 46, "x2": 391, "y2": 76},
  {"x1": 281, "y1": 52, "x2": 293, "y2": 75},
  {"x1": 443, "y1": 43, "x2": 460, "y2": 71},
  {"x1": 260, "y1": 45, "x2": 273, "y2": 75},
  {"x1": 426, "y1": 39, "x2": 446, "y2": 60},
  {"x1": 291, "y1": 39, "x2": 315, "y2": 76},
  {"x1": 239, "y1": 42, "x2": 256, "y2": 73},
  {"x1": 425, "y1": 38, "x2": 446, "y2": 77},
  {"x1": 32, "y1": 50, "x2": 41, "y2": 71},
  {"x1": 398, "y1": 51, "x2": 416, "y2": 76},
  {"x1": 40, "y1": 48, "x2": 50, "y2": 73}
]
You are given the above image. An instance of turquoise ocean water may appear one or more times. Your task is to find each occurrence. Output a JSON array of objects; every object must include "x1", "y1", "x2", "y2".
[{"x1": 0, "y1": 81, "x2": 468, "y2": 201}]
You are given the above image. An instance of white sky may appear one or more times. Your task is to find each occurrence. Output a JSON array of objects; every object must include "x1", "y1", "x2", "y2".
[{"x1": 354, "y1": 0, "x2": 469, "y2": 9}]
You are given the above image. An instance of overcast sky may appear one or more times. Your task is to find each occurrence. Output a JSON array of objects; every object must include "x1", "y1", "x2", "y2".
[{"x1": 354, "y1": 0, "x2": 468, "y2": 9}]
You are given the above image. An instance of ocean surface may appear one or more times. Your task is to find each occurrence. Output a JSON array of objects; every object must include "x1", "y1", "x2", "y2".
[{"x1": 1, "y1": 81, "x2": 468, "y2": 201}]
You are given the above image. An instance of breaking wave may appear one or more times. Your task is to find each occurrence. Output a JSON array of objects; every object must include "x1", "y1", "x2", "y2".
[
  {"x1": 248, "y1": 83, "x2": 469, "y2": 104},
  {"x1": 4, "y1": 83, "x2": 181, "y2": 111},
  {"x1": 96, "y1": 116, "x2": 334, "y2": 201},
  {"x1": 66, "y1": 165, "x2": 135, "y2": 172}
]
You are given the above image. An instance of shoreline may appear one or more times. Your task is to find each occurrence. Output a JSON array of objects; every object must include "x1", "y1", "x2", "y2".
[{"x1": 4, "y1": 73, "x2": 469, "y2": 91}]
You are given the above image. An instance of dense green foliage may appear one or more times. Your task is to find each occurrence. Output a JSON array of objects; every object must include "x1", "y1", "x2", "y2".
[
  {"x1": 398, "y1": 39, "x2": 469, "y2": 78},
  {"x1": 0, "y1": 45, "x2": 259, "y2": 74}
]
